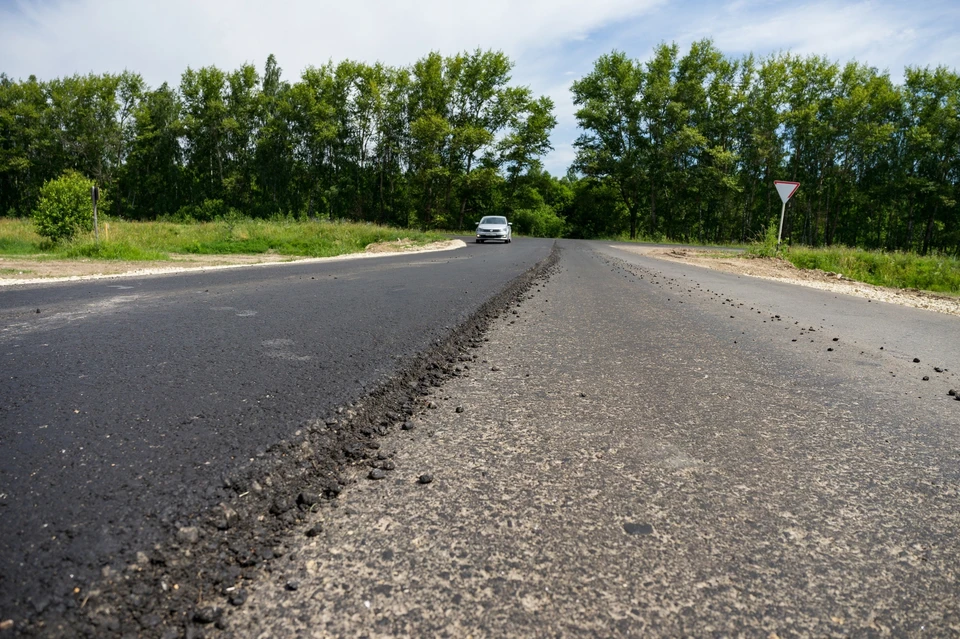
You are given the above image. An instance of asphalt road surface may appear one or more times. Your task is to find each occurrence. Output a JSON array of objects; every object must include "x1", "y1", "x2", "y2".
[
  {"x1": 3, "y1": 238, "x2": 960, "y2": 637},
  {"x1": 0, "y1": 238, "x2": 554, "y2": 630},
  {"x1": 226, "y1": 240, "x2": 960, "y2": 637}
]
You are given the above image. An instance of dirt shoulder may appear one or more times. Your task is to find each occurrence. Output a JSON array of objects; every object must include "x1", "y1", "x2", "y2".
[
  {"x1": 0, "y1": 239, "x2": 465, "y2": 286},
  {"x1": 621, "y1": 246, "x2": 960, "y2": 318}
]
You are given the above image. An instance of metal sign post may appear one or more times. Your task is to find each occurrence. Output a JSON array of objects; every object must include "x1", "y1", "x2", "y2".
[
  {"x1": 774, "y1": 181, "x2": 800, "y2": 254},
  {"x1": 91, "y1": 185, "x2": 100, "y2": 243}
]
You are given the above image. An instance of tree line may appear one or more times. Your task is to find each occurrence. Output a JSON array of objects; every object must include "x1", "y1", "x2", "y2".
[
  {"x1": 1, "y1": 42, "x2": 959, "y2": 254},
  {"x1": 0, "y1": 50, "x2": 557, "y2": 231},
  {"x1": 571, "y1": 40, "x2": 960, "y2": 254}
]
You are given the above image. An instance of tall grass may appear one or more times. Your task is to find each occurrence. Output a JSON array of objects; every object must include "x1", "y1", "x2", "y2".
[
  {"x1": 784, "y1": 246, "x2": 960, "y2": 295},
  {"x1": 0, "y1": 217, "x2": 447, "y2": 260}
]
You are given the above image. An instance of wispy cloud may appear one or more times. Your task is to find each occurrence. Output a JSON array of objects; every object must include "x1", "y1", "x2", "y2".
[{"x1": 687, "y1": 0, "x2": 960, "y2": 74}]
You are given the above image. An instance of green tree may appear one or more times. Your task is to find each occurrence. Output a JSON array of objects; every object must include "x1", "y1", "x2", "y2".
[
  {"x1": 572, "y1": 50, "x2": 647, "y2": 239},
  {"x1": 119, "y1": 82, "x2": 184, "y2": 219}
]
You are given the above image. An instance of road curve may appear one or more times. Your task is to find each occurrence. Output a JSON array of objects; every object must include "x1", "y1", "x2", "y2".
[
  {"x1": 0, "y1": 238, "x2": 554, "y2": 628},
  {"x1": 226, "y1": 239, "x2": 960, "y2": 637}
]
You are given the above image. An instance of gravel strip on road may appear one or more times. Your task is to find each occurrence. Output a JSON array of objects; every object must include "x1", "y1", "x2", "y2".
[{"x1": 222, "y1": 243, "x2": 960, "y2": 637}]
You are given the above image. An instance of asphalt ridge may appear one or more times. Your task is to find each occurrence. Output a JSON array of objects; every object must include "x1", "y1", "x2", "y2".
[
  {"x1": 12, "y1": 244, "x2": 560, "y2": 638},
  {"x1": 223, "y1": 241, "x2": 959, "y2": 637}
]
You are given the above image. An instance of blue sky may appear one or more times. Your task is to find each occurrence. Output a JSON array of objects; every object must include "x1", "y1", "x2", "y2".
[{"x1": 2, "y1": 0, "x2": 959, "y2": 175}]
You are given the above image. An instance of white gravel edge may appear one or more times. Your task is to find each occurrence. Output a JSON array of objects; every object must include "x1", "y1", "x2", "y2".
[
  {"x1": 0, "y1": 240, "x2": 467, "y2": 287},
  {"x1": 633, "y1": 248, "x2": 960, "y2": 318}
]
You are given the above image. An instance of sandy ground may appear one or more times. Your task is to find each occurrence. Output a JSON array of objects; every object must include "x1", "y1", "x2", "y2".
[
  {"x1": 0, "y1": 239, "x2": 466, "y2": 286},
  {"x1": 626, "y1": 246, "x2": 960, "y2": 318}
]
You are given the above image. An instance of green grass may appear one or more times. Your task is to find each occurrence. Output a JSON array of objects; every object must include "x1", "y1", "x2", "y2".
[
  {"x1": 782, "y1": 246, "x2": 960, "y2": 295},
  {"x1": 0, "y1": 217, "x2": 447, "y2": 261},
  {"x1": 606, "y1": 231, "x2": 749, "y2": 250}
]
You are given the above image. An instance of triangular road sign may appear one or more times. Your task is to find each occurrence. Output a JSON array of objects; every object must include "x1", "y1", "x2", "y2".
[{"x1": 774, "y1": 180, "x2": 800, "y2": 204}]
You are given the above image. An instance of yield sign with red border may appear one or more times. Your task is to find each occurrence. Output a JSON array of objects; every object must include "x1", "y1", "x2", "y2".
[{"x1": 774, "y1": 180, "x2": 800, "y2": 204}]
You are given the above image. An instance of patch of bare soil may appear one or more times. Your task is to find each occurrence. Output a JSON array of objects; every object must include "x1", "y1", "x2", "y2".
[
  {"x1": 627, "y1": 246, "x2": 960, "y2": 318},
  {"x1": 364, "y1": 238, "x2": 462, "y2": 254},
  {"x1": 0, "y1": 240, "x2": 466, "y2": 286}
]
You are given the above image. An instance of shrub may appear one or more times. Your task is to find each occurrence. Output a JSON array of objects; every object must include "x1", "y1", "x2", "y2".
[
  {"x1": 173, "y1": 199, "x2": 228, "y2": 223},
  {"x1": 747, "y1": 216, "x2": 781, "y2": 257},
  {"x1": 32, "y1": 171, "x2": 97, "y2": 242},
  {"x1": 511, "y1": 204, "x2": 566, "y2": 238}
]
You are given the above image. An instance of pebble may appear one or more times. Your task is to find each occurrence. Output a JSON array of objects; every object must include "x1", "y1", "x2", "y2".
[
  {"x1": 401, "y1": 421, "x2": 416, "y2": 431},
  {"x1": 949, "y1": 389, "x2": 957, "y2": 396},
  {"x1": 913, "y1": 358, "x2": 921, "y2": 363},
  {"x1": 418, "y1": 473, "x2": 434, "y2": 484},
  {"x1": 623, "y1": 523, "x2": 654, "y2": 536},
  {"x1": 297, "y1": 492, "x2": 320, "y2": 507},
  {"x1": 228, "y1": 589, "x2": 247, "y2": 606},
  {"x1": 177, "y1": 526, "x2": 200, "y2": 545},
  {"x1": 380, "y1": 459, "x2": 396, "y2": 471},
  {"x1": 922, "y1": 376, "x2": 930, "y2": 381},
  {"x1": 193, "y1": 606, "x2": 223, "y2": 625},
  {"x1": 935, "y1": 367, "x2": 943, "y2": 373},
  {"x1": 369, "y1": 468, "x2": 387, "y2": 480},
  {"x1": 270, "y1": 497, "x2": 295, "y2": 516},
  {"x1": 427, "y1": 401, "x2": 438, "y2": 410},
  {"x1": 455, "y1": 406, "x2": 465, "y2": 413},
  {"x1": 216, "y1": 503, "x2": 239, "y2": 530},
  {"x1": 285, "y1": 581, "x2": 299, "y2": 592},
  {"x1": 491, "y1": 366, "x2": 501, "y2": 371}
]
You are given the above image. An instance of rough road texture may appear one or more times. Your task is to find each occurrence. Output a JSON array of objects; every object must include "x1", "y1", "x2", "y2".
[
  {"x1": 0, "y1": 240, "x2": 556, "y2": 637},
  {"x1": 225, "y1": 241, "x2": 959, "y2": 637}
]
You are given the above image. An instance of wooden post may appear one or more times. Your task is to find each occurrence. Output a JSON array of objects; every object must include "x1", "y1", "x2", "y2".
[{"x1": 91, "y1": 185, "x2": 100, "y2": 243}]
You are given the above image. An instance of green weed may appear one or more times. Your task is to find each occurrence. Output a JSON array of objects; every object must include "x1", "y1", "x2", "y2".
[
  {"x1": 784, "y1": 246, "x2": 960, "y2": 295},
  {"x1": 0, "y1": 217, "x2": 446, "y2": 261}
]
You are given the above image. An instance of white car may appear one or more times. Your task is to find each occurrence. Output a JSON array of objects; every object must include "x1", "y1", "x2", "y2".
[{"x1": 475, "y1": 216, "x2": 512, "y2": 243}]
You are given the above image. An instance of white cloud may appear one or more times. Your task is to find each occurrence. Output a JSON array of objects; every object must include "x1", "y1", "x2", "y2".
[
  {"x1": 0, "y1": 0, "x2": 662, "y2": 86},
  {"x1": 685, "y1": 0, "x2": 960, "y2": 76}
]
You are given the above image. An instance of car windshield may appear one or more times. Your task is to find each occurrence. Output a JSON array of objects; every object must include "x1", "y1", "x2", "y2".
[{"x1": 480, "y1": 217, "x2": 507, "y2": 225}]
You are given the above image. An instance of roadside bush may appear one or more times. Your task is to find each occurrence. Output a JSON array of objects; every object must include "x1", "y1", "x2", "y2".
[
  {"x1": 32, "y1": 171, "x2": 96, "y2": 242},
  {"x1": 173, "y1": 199, "x2": 228, "y2": 223},
  {"x1": 511, "y1": 204, "x2": 566, "y2": 238},
  {"x1": 747, "y1": 216, "x2": 780, "y2": 257}
]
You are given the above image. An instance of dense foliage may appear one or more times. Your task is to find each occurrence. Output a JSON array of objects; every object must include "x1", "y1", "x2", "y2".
[
  {"x1": 572, "y1": 41, "x2": 960, "y2": 254},
  {"x1": 0, "y1": 51, "x2": 555, "y2": 230},
  {"x1": 31, "y1": 170, "x2": 95, "y2": 242},
  {"x1": 2, "y1": 42, "x2": 958, "y2": 254}
]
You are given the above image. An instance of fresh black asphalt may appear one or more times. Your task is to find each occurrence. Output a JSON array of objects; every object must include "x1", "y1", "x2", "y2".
[{"x1": 0, "y1": 239, "x2": 554, "y2": 623}]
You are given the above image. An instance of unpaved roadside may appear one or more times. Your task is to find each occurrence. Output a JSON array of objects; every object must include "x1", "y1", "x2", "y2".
[
  {"x1": 0, "y1": 239, "x2": 465, "y2": 286},
  {"x1": 624, "y1": 246, "x2": 960, "y2": 317}
]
